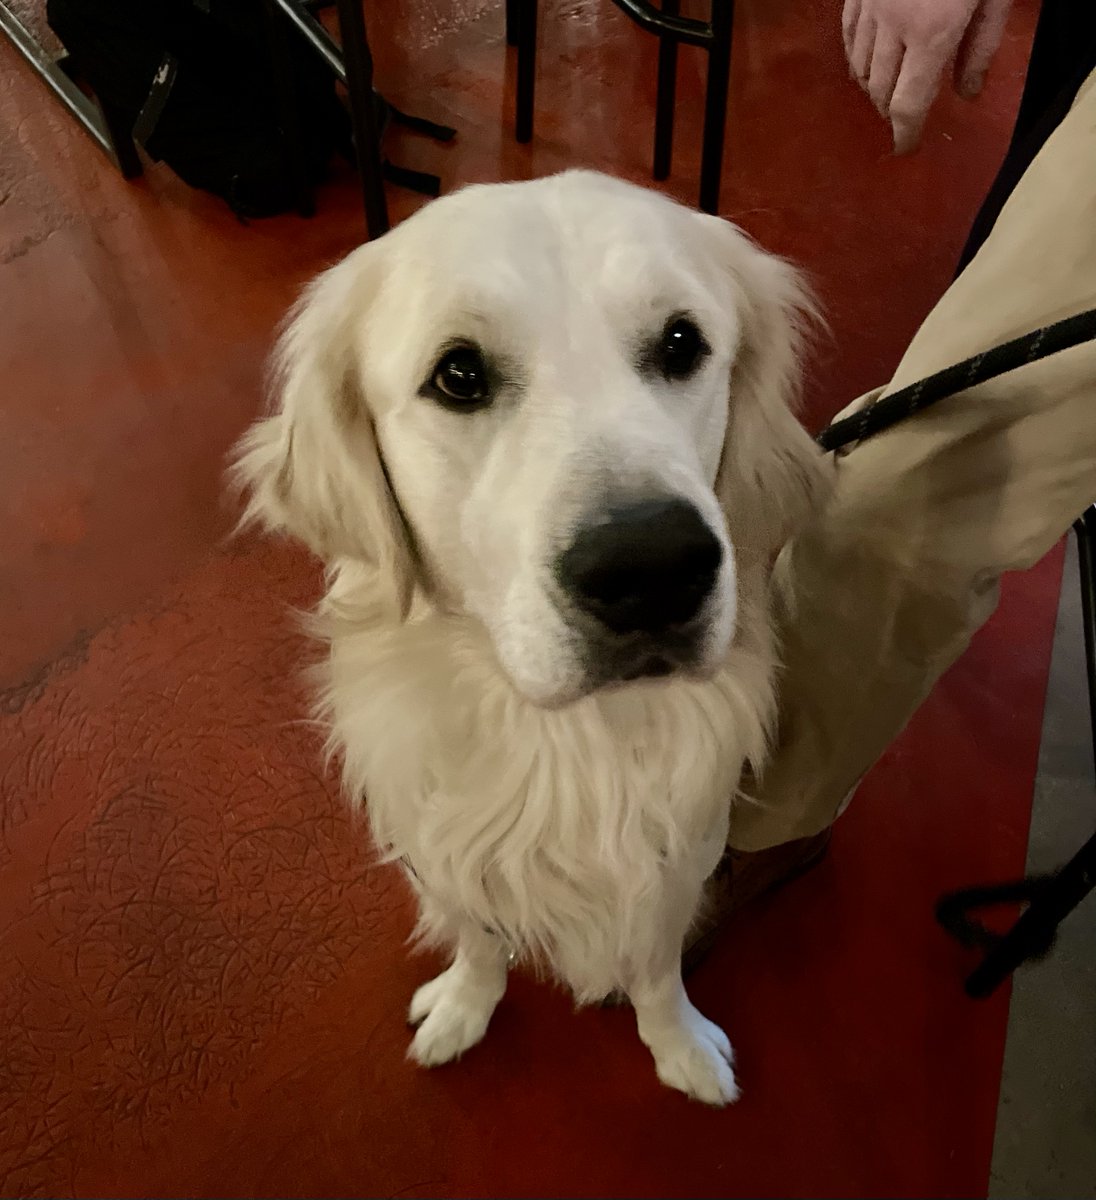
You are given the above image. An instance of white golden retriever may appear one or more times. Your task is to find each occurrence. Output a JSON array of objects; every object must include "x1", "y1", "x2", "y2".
[{"x1": 233, "y1": 170, "x2": 830, "y2": 1105}]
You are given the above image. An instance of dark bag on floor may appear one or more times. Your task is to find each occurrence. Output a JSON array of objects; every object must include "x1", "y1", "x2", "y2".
[{"x1": 46, "y1": 0, "x2": 351, "y2": 217}]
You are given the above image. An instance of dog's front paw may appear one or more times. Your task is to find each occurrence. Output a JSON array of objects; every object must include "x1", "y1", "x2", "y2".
[
  {"x1": 407, "y1": 966, "x2": 503, "y2": 1067},
  {"x1": 647, "y1": 1009, "x2": 739, "y2": 1106}
]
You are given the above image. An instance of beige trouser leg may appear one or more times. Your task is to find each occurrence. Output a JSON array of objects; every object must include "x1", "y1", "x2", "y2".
[{"x1": 728, "y1": 69, "x2": 1096, "y2": 852}]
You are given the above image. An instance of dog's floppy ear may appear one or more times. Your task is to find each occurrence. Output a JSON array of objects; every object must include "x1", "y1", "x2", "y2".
[
  {"x1": 701, "y1": 217, "x2": 833, "y2": 565},
  {"x1": 231, "y1": 243, "x2": 415, "y2": 613}
]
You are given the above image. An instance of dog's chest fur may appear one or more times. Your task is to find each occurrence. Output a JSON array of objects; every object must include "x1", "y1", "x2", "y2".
[{"x1": 319, "y1": 589, "x2": 776, "y2": 1001}]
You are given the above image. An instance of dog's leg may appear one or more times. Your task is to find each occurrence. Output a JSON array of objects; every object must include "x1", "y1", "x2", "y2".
[
  {"x1": 630, "y1": 968, "x2": 738, "y2": 1105},
  {"x1": 407, "y1": 925, "x2": 510, "y2": 1066},
  {"x1": 626, "y1": 883, "x2": 739, "y2": 1106}
]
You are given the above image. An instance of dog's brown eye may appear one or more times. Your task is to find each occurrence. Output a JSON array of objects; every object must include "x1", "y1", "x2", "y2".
[
  {"x1": 658, "y1": 317, "x2": 709, "y2": 380},
  {"x1": 431, "y1": 346, "x2": 491, "y2": 407}
]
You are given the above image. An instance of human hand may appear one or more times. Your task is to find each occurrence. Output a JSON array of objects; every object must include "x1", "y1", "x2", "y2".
[{"x1": 842, "y1": 0, "x2": 1013, "y2": 153}]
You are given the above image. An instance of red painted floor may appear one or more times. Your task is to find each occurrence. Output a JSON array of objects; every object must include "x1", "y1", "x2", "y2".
[{"x1": 0, "y1": 0, "x2": 1063, "y2": 1196}]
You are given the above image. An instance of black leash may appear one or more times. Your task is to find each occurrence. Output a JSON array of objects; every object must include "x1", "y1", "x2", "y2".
[
  {"x1": 817, "y1": 307, "x2": 1096, "y2": 453},
  {"x1": 813, "y1": 304, "x2": 1096, "y2": 1000}
]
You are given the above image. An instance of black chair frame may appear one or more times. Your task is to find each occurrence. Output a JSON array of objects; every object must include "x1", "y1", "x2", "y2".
[{"x1": 506, "y1": 0, "x2": 736, "y2": 214}]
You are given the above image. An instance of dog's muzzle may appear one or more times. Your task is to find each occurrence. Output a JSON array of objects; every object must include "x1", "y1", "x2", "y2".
[{"x1": 554, "y1": 496, "x2": 723, "y2": 679}]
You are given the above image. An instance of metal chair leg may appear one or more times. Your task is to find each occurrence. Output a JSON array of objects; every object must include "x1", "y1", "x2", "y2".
[
  {"x1": 698, "y1": 0, "x2": 734, "y2": 214},
  {"x1": 515, "y1": 0, "x2": 538, "y2": 144},
  {"x1": 653, "y1": 0, "x2": 680, "y2": 181},
  {"x1": 333, "y1": 0, "x2": 389, "y2": 238},
  {"x1": 520, "y1": 2, "x2": 734, "y2": 199}
]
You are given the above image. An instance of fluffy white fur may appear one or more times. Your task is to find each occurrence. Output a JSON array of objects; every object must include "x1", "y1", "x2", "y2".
[{"x1": 232, "y1": 171, "x2": 831, "y2": 1106}]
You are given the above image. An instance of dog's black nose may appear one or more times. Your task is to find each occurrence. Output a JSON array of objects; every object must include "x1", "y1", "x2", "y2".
[{"x1": 556, "y1": 498, "x2": 723, "y2": 634}]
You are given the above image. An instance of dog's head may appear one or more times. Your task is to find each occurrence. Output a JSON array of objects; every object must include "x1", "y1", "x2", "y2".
[{"x1": 234, "y1": 171, "x2": 828, "y2": 705}]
